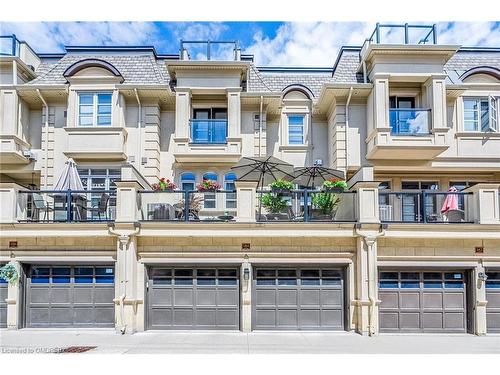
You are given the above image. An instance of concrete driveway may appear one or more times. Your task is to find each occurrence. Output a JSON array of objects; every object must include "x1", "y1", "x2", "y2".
[{"x1": 1, "y1": 329, "x2": 499, "y2": 354}]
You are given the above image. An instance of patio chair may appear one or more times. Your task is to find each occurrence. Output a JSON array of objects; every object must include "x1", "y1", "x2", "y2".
[
  {"x1": 85, "y1": 193, "x2": 110, "y2": 221},
  {"x1": 445, "y1": 209, "x2": 465, "y2": 223},
  {"x1": 31, "y1": 193, "x2": 53, "y2": 222}
]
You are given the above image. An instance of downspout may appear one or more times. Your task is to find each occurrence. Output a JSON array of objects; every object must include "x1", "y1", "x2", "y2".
[
  {"x1": 259, "y1": 95, "x2": 263, "y2": 156},
  {"x1": 134, "y1": 89, "x2": 142, "y2": 171},
  {"x1": 108, "y1": 225, "x2": 140, "y2": 334},
  {"x1": 355, "y1": 227, "x2": 385, "y2": 336},
  {"x1": 345, "y1": 87, "x2": 353, "y2": 176},
  {"x1": 36, "y1": 89, "x2": 49, "y2": 189}
]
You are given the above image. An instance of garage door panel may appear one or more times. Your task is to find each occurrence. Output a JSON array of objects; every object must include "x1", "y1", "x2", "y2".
[
  {"x1": 422, "y1": 312, "x2": 444, "y2": 329},
  {"x1": 444, "y1": 293, "x2": 465, "y2": 309},
  {"x1": 147, "y1": 267, "x2": 239, "y2": 330},
  {"x1": 322, "y1": 309, "x2": 343, "y2": 327},
  {"x1": 400, "y1": 292, "x2": 420, "y2": 309},
  {"x1": 486, "y1": 271, "x2": 500, "y2": 332},
  {"x1": 487, "y1": 293, "x2": 500, "y2": 308},
  {"x1": 444, "y1": 312, "x2": 465, "y2": 329},
  {"x1": 277, "y1": 309, "x2": 297, "y2": 326},
  {"x1": 321, "y1": 289, "x2": 343, "y2": 306},
  {"x1": 256, "y1": 289, "x2": 276, "y2": 306},
  {"x1": 379, "y1": 312, "x2": 399, "y2": 329},
  {"x1": 299, "y1": 310, "x2": 321, "y2": 328},
  {"x1": 379, "y1": 292, "x2": 399, "y2": 309},
  {"x1": 255, "y1": 310, "x2": 275, "y2": 327},
  {"x1": 400, "y1": 312, "x2": 420, "y2": 329},
  {"x1": 486, "y1": 312, "x2": 500, "y2": 330},
  {"x1": 0, "y1": 273, "x2": 7, "y2": 327},
  {"x1": 277, "y1": 289, "x2": 298, "y2": 306},
  {"x1": 174, "y1": 289, "x2": 194, "y2": 306},
  {"x1": 300, "y1": 289, "x2": 320, "y2": 305},
  {"x1": 423, "y1": 293, "x2": 443, "y2": 309},
  {"x1": 26, "y1": 266, "x2": 115, "y2": 328},
  {"x1": 217, "y1": 289, "x2": 238, "y2": 306}
]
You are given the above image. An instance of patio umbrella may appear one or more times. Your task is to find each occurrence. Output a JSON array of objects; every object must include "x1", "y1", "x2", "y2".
[
  {"x1": 440, "y1": 186, "x2": 459, "y2": 214},
  {"x1": 54, "y1": 158, "x2": 84, "y2": 191},
  {"x1": 230, "y1": 156, "x2": 295, "y2": 189},
  {"x1": 292, "y1": 166, "x2": 345, "y2": 189}
]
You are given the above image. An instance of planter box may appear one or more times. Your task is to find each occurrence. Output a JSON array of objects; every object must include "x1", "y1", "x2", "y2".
[{"x1": 322, "y1": 188, "x2": 344, "y2": 193}]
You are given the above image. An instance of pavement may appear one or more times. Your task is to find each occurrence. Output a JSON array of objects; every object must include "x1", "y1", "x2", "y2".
[{"x1": 1, "y1": 329, "x2": 499, "y2": 354}]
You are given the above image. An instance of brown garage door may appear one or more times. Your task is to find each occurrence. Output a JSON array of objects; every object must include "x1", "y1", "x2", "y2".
[
  {"x1": 486, "y1": 270, "x2": 500, "y2": 333},
  {"x1": 379, "y1": 271, "x2": 467, "y2": 333}
]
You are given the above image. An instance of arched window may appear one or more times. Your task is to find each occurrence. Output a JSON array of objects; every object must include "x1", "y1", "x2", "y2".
[
  {"x1": 224, "y1": 173, "x2": 237, "y2": 209},
  {"x1": 180, "y1": 172, "x2": 196, "y2": 191},
  {"x1": 202, "y1": 172, "x2": 218, "y2": 209}
]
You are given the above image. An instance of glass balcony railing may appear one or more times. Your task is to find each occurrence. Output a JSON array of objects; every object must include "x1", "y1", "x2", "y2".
[
  {"x1": 389, "y1": 109, "x2": 431, "y2": 135},
  {"x1": 378, "y1": 191, "x2": 473, "y2": 223},
  {"x1": 190, "y1": 119, "x2": 228, "y2": 144}
]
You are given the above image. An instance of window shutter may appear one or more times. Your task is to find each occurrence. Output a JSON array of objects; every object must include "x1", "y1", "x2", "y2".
[{"x1": 489, "y1": 95, "x2": 498, "y2": 132}]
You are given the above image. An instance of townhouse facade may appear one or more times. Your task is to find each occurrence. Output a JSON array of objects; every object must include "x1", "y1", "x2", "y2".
[{"x1": 0, "y1": 24, "x2": 499, "y2": 335}]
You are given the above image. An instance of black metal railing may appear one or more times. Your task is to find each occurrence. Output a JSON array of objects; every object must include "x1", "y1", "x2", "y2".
[
  {"x1": 190, "y1": 119, "x2": 228, "y2": 144},
  {"x1": 378, "y1": 191, "x2": 473, "y2": 223},
  {"x1": 390, "y1": 108, "x2": 431, "y2": 135},
  {"x1": 256, "y1": 189, "x2": 357, "y2": 223},
  {"x1": 18, "y1": 190, "x2": 117, "y2": 223},
  {"x1": 139, "y1": 190, "x2": 237, "y2": 222}
]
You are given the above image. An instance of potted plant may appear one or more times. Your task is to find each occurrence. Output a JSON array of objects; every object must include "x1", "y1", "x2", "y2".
[
  {"x1": 152, "y1": 177, "x2": 176, "y2": 191},
  {"x1": 269, "y1": 179, "x2": 294, "y2": 193},
  {"x1": 311, "y1": 192, "x2": 341, "y2": 219},
  {"x1": 260, "y1": 193, "x2": 288, "y2": 214},
  {"x1": 196, "y1": 179, "x2": 221, "y2": 192},
  {"x1": 322, "y1": 178, "x2": 348, "y2": 193}
]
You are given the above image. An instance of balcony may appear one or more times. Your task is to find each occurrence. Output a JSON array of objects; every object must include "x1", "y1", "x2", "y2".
[
  {"x1": 63, "y1": 127, "x2": 127, "y2": 161},
  {"x1": 390, "y1": 109, "x2": 430, "y2": 135},
  {"x1": 139, "y1": 190, "x2": 237, "y2": 222},
  {"x1": 190, "y1": 119, "x2": 228, "y2": 144},
  {"x1": 379, "y1": 191, "x2": 473, "y2": 223},
  {"x1": 0, "y1": 135, "x2": 32, "y2": 164},
  {"x1": 16, "y1": 190, "x2": 117, "y2": 223},
  {"x1": 173, "y1": 119, "x2": 241, "y2": 164},
  {"x1": 256, "y1": 190, "x2": 357, "y2": 223}
]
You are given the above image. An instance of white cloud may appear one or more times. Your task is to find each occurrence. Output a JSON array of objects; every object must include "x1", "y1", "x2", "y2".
[
  {"x1": 246, "y1": 22, "x2": 500, "y2": 66},
  {"x1": 0, "y1": 22, "x2": 162, "y2": 52}
]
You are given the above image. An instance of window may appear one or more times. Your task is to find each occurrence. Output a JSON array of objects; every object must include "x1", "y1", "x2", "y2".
[
  {"x1": 191, "y1": 108, "x2": 227, "y2": 144},
  {"x1": 78, "y1": 93, "x2": 112, "y2": 126},
  {"x1": 224, "y1": 173, "x2": 237, "y2": 209},
  {"x1": 463, "y1": 97, "x2": 498, "y2": 132},
  {"x1": 77, "y1": 168, "x2": 120, "y2": 220},
  {"x1": 202, "y1": 172, "x2": 218, "y2": 209},
  {"x1": 287, "y1": 115, "x2": 305, "y2": 145},
  {"x1": 180, "y1": 172, "x2": 196, "y2": 191}
]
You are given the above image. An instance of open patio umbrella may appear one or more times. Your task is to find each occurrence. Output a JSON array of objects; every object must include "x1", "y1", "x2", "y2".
[
  {"x1": 230, "y1": 156, "x2": 295, "y2": 189},
  {"x1": 54, "y1": 158, "x2": 84, "y2": 191},
  {"x1": 292, "y1": 166, "x2": 345, "y2": 189},
  {"x1": 440, "y1": 186, "x2": 459, "y2": 214}
]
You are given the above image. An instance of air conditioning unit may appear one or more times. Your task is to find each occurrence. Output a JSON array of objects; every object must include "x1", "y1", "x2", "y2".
[{"x1": 22, "y1": 150, "x2": 37, "y2": 161}]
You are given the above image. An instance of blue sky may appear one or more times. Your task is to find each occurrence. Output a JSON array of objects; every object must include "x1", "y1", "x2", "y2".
[{"x1": 1, "y1": 22, "x2": 499, "y2": 66}]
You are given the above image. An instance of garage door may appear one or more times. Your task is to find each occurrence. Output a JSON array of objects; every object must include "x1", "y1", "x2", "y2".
[
  {"x1": 253, "y1": 267, "x2": 344, "y2": 330},
  {"x1": 0, "y1": 266, "x2": 7, "y2": 328},
  {"x1": 379, "y1": 271, "x2": 467, "y2": 333},
  {"x1": 26, "y1": 265, "x2": 115, "y2": 328},
  {"x1": 486, "y1": 271, "x2": 500, "y2": 333},
  {"x1": 147, "y1": 267, "x2": 239, "y2": 330}
]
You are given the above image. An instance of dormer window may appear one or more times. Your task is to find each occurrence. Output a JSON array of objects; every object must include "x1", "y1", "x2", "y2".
[
  {"x1": 78, "y1": 93, "x2": 112, "y2": 126},
  {"x1": 287, "y1": 114, "x2": 305, "y2": 145}
]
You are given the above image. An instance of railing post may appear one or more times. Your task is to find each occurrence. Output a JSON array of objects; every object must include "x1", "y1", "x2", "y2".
[
  {"x1": 234, "y1": 181, "x2": 258, "y2": 222},
  {"x1": 66, "y1": 189, "x2": 72, "y2": 222},
  {"x1": 184, "y1": 190, "x2": 190, "y2": 222},
  {"x1": 463, "y1": 184, "x2": 500, "y2": 224},
  {"x1": 432, "y1": 24, "x2": 437, "y2": 44},
  {"x1": 0, "y1": 183, "x2": 25, "y2": 223},
  {"x1": 115, "y1": 181, "x2": 143, "y2": 222},
  {"x1": 375, "y1": 23, "x2": 380, "y2": 43},
  {"x1": 303, "y1": 190, "x2": 309, "y2": 222},
  {"x1": 422, "y1": 191, "x2": 427, "y2": 223},
  {"x1": 404, "y1": 23, "x2": 409, "y2": 44}
]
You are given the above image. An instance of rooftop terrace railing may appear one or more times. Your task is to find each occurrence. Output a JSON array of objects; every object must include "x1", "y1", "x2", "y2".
[
  {"x1": 366, "y1": 23, "x2": 437, "y2": 45},
  {"x1": 0, "y1": 35, "x2": 21, "y2": 57},
  {"x1": 179, "y1": 40, "x2": 241, "y2": 61}
]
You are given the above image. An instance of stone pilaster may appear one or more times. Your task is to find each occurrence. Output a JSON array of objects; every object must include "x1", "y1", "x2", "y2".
[
  {"x1": 240, "y1": 259, "x2": 252, "y2": 332},
  {"x1": 6, "y1": 260, "x2": 21, "y2": 329},
  {"x1": 234, "y1": 180, "x2": 258, "y2": 222}
]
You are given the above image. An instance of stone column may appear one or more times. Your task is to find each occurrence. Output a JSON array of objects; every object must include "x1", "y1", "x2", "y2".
[
  {"x1": 354, "y1": 234, "x2": 380, "y2": 336},
  {"x1": 372, "y1": 76, "x2": 390, "y2": 130},
  {"x1": 234, "y1": 180, "x2": 258, "y2": 222},
  {"x1": 352, "y1": 181, "x2": 380, "y2": 224},
  {"x1": 240, "y1": 259, "x2": 252, "y2": 332},
  {"x1": 174, "y1": 88, "x2": 191, "y2": 139},
  {"x1": 473, "y1": 262, "x2": 488, "y2": 336},
  {"x1": 114, "y1": 232, "x2": 141, "y2": 334},
  {"x1": 114, "y1": 181, "x2": 143, "y2": 223},
  {"x1": 6, "y1": 260, "x2": 21, "y2": 329},
  {"x1": 0, "y1": 183, "x2": 26, "y2": 223},
  {"x1": 227, "y1": 88, "x2": 241, "y2": 139},
  {"x1": 464, "y1": 183, "x2": 500, "y2": 224}
]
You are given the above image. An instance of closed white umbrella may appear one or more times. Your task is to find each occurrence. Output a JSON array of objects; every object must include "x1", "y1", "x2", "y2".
[{"x1": 54, "y1": 158, "x2": 84, "y2": 191}]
